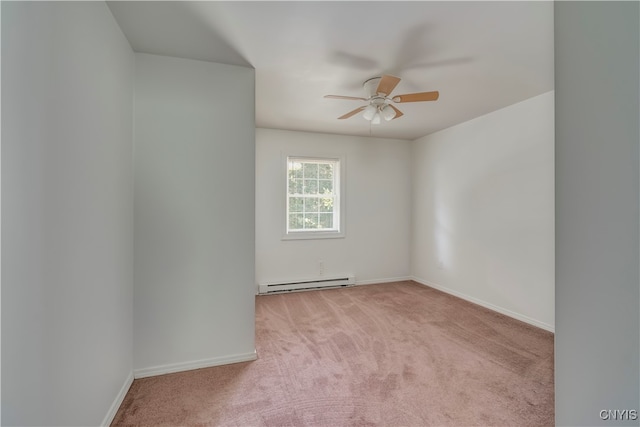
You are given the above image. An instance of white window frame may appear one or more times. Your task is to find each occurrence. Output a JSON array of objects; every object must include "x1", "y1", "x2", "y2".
[{"x1": 283, "y1": 154, "x2": 346, "y2": 240}]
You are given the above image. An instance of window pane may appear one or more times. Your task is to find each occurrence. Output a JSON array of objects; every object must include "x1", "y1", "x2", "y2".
[
  {"x1": 289, "y1": 214, "x2": 304, "y2": 230},
  {"x1": 303, "y1": 213, "x2": 319, "y2": 228},
  {"x1": 305, "y1": 197, "x2": 319, "y2": 212},
  {"x1": 319, "y1": 213, "x2": 333, "y2": 229},
  {"x1": 303, "y1": 179, "x2": 318, "y2": 195},
  {"x1": 289, "y1": 162, "x2": 303, "y2": 179},
  {"x1": 319, "y1": 163, "x2": 333, "y2": 179},
  {"x1": 319, "y1": 197, "x2": 333, "y2": 212},
  {"x1": 288, "y1": 178, "x2": 303, "y2": 194},
  {"x1": 319, "y1": 179, "x2": 333, "y2": 194},
  {"x1": 303, "y1": 163, "x2": 318, "y2": 179},
  {"x1": 289, "y1": 197, "x2": 303, "y2": 212}
]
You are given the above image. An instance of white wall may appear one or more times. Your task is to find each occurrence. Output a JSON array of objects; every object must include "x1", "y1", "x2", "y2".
[
  {"x1": 2, "y1": 2, "x2": 134, "y2": 426},
  {"x1": 411, "y1": 92, "x2": 555, "y2": 331},
  {"x1": 134, "y1": 53, "x2": 256, "y2": 376},
  {"x1": 256, "y1": 128, "x2": 411, "y2": 286},
  {"x1": 555, "y1": 3, "x2": 639, "y2": 424}
]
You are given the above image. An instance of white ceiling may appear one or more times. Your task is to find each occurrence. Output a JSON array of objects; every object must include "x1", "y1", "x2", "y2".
[{"x1": 108, "y1": 1, "x2": 554, "y2": 140}]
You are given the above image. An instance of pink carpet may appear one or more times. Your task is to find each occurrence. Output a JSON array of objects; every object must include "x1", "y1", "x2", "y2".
[{"x1": 112, "y1": 281, "x2": 554, "y2": 426}]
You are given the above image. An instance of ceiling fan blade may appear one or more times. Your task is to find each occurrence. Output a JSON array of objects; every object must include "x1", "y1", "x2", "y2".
[
  {"x1": 392, "y1": 91, "x2": 440, "y2": 103},
  {"x1": 376, "y1": 75, "x2": 401, "y2": 96},
  {"x1": 338, "y1": 106, "x2": 366, "y2": 120},
  {"x1": 389, "y1": 104, "x2": 404, "y2": 119},
  {"x1": 324, "y1": 95, "x2": 368, "y2": 101}
]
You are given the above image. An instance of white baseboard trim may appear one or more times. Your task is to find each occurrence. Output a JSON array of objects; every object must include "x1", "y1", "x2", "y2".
[
  {"x1": 355, "y1": 276, "x2": 413, "y2": 286},
  {"x1": 133, "y1": 350, "x2": 258, "y2": 379},
  {"x1": 101, "y1": 370, "x2": 133, "y2": 427},
  {"x1": 411, "y1": 276, "x2": 555, "y2": 333}
]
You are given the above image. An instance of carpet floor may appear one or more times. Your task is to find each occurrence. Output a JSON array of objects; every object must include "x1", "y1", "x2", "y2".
[{"x1": 112, "y1": 281, "x2": 554, "y2": 426}]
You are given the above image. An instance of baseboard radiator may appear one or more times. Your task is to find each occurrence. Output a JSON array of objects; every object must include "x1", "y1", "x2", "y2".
[{"x1": 258, "y1": 276, "x2": 355, "y2": 295}]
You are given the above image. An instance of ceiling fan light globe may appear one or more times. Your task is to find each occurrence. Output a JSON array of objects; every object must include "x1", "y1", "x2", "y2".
[
  {"x1": 362, "y1": 105, "x2": 377, "y2": 121},
  {"x1": 371, "y1": 112, "x2": 381, "y2": 125},
  {"x1": 381, "y1": 104, "x2": 396, "y2": 121}
]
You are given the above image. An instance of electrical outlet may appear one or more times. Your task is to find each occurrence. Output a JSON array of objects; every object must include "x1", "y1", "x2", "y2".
[{"x1": 319, "y1": 260, "x2": 325, "y2": 276}]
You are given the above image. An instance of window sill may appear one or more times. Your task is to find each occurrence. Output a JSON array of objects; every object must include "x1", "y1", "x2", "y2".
[{"x1": 282, "y1": 231, "x2": 345, "y2": 241}]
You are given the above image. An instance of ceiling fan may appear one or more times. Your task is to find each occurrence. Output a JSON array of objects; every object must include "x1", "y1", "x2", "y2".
[{"x1": 324, "y1": 74, "x2": 439, "y2": 124}]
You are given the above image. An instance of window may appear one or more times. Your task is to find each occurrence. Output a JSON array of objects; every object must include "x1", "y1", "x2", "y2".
[{"x1": 285, "y1": 156, "x2": 344, "y2": 239}]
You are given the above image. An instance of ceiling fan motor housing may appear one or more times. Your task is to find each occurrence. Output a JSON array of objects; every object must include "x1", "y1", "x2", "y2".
[{"x1": 363, "y1": 77, "x2": 382, "y2": 98}]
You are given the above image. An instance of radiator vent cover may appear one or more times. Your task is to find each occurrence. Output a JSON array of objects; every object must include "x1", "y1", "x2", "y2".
[{"x1": 258, "y1": 276, "x2": 355, "y2": 295}]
